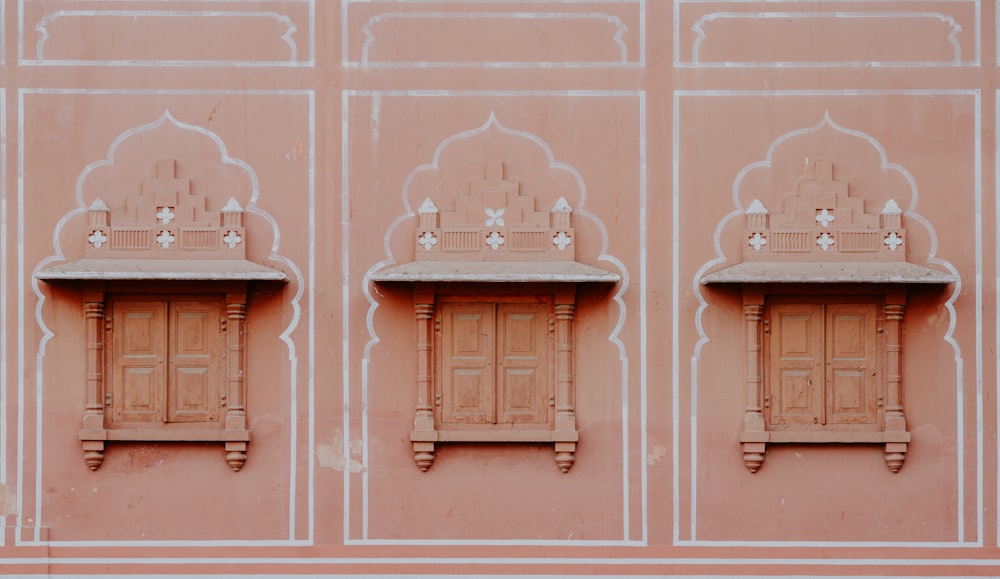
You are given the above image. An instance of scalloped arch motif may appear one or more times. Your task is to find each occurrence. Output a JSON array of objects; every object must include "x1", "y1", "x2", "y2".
[
  {"x1": 364, "y1": 112, "x2": 627, "y2": 357},
  {"x1": 361, "y1": 113, "x2": 629, "y2": 475},
  {"x1": 32, "y1": 110, "x2": 303, "y2": 472},
  {"x1": 42, "y1": 109, "x2": 287, "y2": 267},
  {"x1": 384, "y1": 112, "x2": 615, "y2": 265},
  {"x1": 691, "y1": 112, "x2": 961, "y2": 475},
  {"x1": 696, "y1": 111, "x2": 958, "y2": 295}
]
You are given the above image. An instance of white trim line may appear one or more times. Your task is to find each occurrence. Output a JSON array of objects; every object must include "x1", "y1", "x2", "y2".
[
  {"x1": 675, "y1": 0, "x2": 980, "y2": 68},
  {"x1": 19, "y1": 0, "x2": 315, "y2": 67},
  {"x1": 342, "y1": 0, "x2": 644, "y2": 68},
  {"x1": 0, "y1": 88, "x2": 6, "y2": 546},
  {"x1": 674, "y1": 89, "x2": 979, "y2": 547},
  {"x1": 3, "y1": 555, "x2": 1000, "y2": 567},
  {"x1": 16, "y1": 89, "x2": 314, "y2": 547},
  {"x1": 345, "y1": 90, "x2": 644, "y2": 545}
]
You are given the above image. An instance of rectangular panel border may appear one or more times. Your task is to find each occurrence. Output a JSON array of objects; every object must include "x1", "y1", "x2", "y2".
[
  {"x1": 673, "y1": 0, "x2": 982, "y2": 68},
  {"x1": 15, "y1": 88, "x2": 316, "y2": 547},
  {"x1": 342, "y1": 89, "x2": 647, "y2": 546},
  {"x1": 673, "y1": 88, "x2": 983, "y2": 548},
  {"x1": 18, "y1": 0, "x2": 316, "y2": 67},
  {"x1": 341, "y1": 0, "x2": 645, "y2": 69}
]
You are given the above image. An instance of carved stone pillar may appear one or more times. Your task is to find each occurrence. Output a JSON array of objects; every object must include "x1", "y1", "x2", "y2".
[
  {"x1": 882, "y1": 291, "x2": 909, "y2": 472},
  {"x1": 553, "y1": 288, "x2": 577, "y2": 473},
  {"x1": 739, "y1": 292, "x2": 767, "y2": 473},
  {"x1": 410, "y1": 285, "x2": 437, "y2": 471},
  {"x1": 79, "y1": 287, "x2": 107, "y2": 470},
  {"x1": 224, "y1": 291, "x2": 249, "y2": 471}
]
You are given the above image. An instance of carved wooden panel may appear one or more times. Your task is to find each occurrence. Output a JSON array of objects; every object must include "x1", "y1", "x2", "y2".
[
  {"x1": 168, "y1": 299, "x2": 223, "y2": 423},
  {"x1": 439, "y1": 301, "x2": 550, "y2": 426},
  {"x1": 412, "y1": 292, "x2": 576, "y2": 473},
  {"x1": 767, "y1": 301, "x2": 878, "y2": 430},
  {"x1": 769, "y1": 304, "x2": 823, "y2": 427},
  {"x1": 826, "y1": 304, "x2": 878, "y2": 426},
  {"x1": 441, "y1": 302, "x2": 496, "y2": 425},
  {"x1": 497, "y1": 303, "x2": 549, "y2": 425},
  {"x1": 110, "y1": 296, "x2": 224, "y2": 426},
  {"x1": 112, "y1": 300, "x2": 167, "y2": 423}
]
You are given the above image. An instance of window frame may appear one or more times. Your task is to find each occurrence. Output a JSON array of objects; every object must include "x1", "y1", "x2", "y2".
[
  {"x1": 408, "y1": 283, "x2": 580, "y2": 473},
  {"x1": 76, "y1": 281, "x2": 252, "y2": 472},
  {"x1": 106, "y1": 292, "x2": 227, "y2": 427},
  {"x1": 435, "y1": 294, "x2": 555, "y2": 430},
  {"x1": 764, "y1": 295, "x2": 882, "y2": 432},
  {"x1": 737, "y1": 285, "x2": 910, "y2": 473}
]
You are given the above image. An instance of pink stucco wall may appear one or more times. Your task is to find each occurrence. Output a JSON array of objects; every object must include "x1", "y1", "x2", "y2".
[{"x1": 1, "y1": 1, "x2": 997, "y2": 576}]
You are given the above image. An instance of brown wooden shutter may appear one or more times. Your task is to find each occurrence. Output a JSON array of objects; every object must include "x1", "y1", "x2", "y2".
[
  {"x1": 167, "y1": 299, "x2": 222, "y2": 423},
  {"x1": 112, "y1": 300, "x2": 167, "y2": 423},
  {"x1": 825, "y1": 303, "x2": 878, "y2": 425},
  {"x1": 440, "y1": 302, "x2": 495, "y2": 424},
  {"x1": 496, "y1": 303, "x2": 549, "y2": 424},
  {"x1": 769, "y1": 303, "x2": 824, "y2": 426}
]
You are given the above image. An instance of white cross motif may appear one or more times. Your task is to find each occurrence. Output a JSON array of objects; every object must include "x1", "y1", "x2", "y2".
[
  {"x1": 747, "y1": 232, "x2": 767, "y2": 251},
  {"x1": 883, "y1": 232, "x2": 903, "y2": 251},
  {"x1": 552, "y1": 231, "x2": 572, "y2": 250},
  {"x1": 815, "y1": 208, "x2": 835, "y2": 228},
  {"x1": 156, "y1": 230, "x2": 176, "y2": 249},
  {"x1": 156, "y1": 206, "x2": 175, "y2": 224},
  {"x1": 88, "y1": 230, "x2": 108, "y2": 248},
  {"x1": 816, "y1": 232, "x2": 835, "y2": 251},
  {"x1": 485, "y1": 231, "x2": 505, "y2": 250},
  {"x1": 484, "y1": 207, "x2": 505, "y2": 227},
  {"x1": 223, "y1": 230, "x2": 242, "y2": 249},
  {"x1": 417, "y1": 231, "x2": 438, "y2": 250}
]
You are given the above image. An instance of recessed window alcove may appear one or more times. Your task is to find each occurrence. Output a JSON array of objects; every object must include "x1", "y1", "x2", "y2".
[
  {"x1": 701, "y1": 159, "x2": 957, "y2": 473},
  {"x1": 371, "y1": 160, "x2": 619, "y2": 473},
  {"x1": 36, "y1": 158, "x2": 287, "y2": 472}
]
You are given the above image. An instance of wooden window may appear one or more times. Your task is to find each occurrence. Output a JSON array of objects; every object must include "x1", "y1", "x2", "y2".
[
  {"x1": 737, "y1": 292, "x2": 910, "y2": 474},
  {"x1": 408, "y1": 287, "x2": 580, "y2": 473},
  {"x1": 109, "y1": 296, "x2": 223, "y2": 425},
  {"x1": 767, "y1": 301, "x2": 878, "y2": 430},
  {"x1": 33, "y1": 159, "x2": 289, "y2": 472},
  {"x1": 699, "y1": 160, "x2": 957, "y2": 474},
  {"x1": 368, "y1": 161, "x2": 621, "y2": 473},
  {"x1": 438, "y1": 300, "x2": 550, "y2": 427},
  {"x1": 75, "y1": 287, "x2": 252, "y2": 472}
]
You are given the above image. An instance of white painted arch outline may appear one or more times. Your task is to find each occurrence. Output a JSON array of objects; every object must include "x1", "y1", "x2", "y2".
[
  {"x1": 680, "y1": 105, "x2": 972, "y2": 547},
  {"x1": 24, "y1": 108, "x2": 308, "y2": 546},
  {"x1": 356, "y1": 109, "x2": 635, "y2": 545}
]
